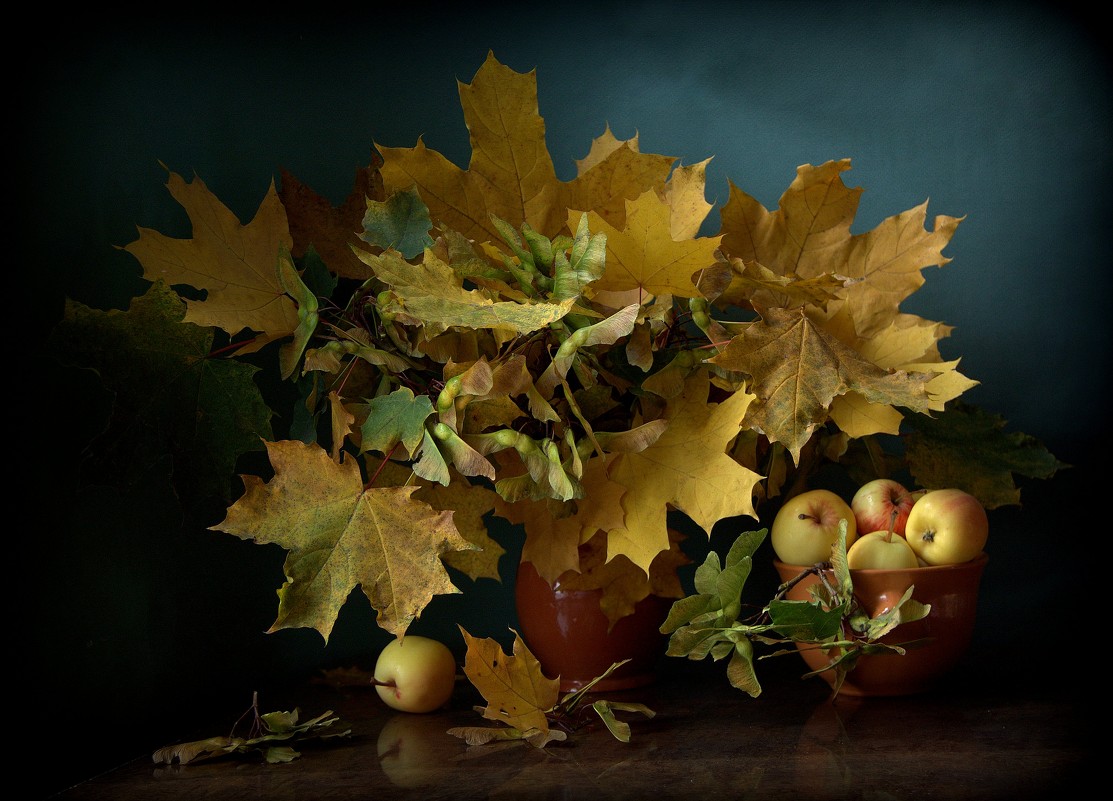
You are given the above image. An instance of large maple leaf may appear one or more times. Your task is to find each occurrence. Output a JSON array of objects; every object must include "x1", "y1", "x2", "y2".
[
  {"x1": 580, "y1": 370, "x2": 762, "y2": 574},
  {"x1": 47, "y1": 280, "x2": 273, "y2": 502},
  {"x1": 123, "y1": 166, "x2": 299, "y2": 351},
  {"x1": 213, "y1": 439, "x2": 476, "y2": 640},
  {"x1": 718, "y1": 159, "x2": 962, "y2": 338},
  {"x1": 712, "y1": 160, "x2": 965, "y2": 461},
  {"x1": 573, "y1": 189, "x2": 722, "y2": 298},
  {"x1": 710, "y1": 306, "x2": 934, "y2": 462},
  {"x1": 376, "y1": 51, "x2": 676, "y2": 245}
]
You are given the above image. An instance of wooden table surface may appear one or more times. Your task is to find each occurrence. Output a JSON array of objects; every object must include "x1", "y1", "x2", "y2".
[{"x1": 52, "y1": 641, "x2": 1093, "y2": 801}]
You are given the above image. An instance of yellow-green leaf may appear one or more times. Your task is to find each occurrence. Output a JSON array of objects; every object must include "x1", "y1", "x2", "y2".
[{"x1": 212, "y1": 440, "x2": 475, "y2": 640}]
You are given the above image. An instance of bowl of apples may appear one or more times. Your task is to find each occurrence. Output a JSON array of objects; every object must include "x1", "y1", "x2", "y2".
[{"x1": 771, "y1": 480, "x2": 989, "y2": 697}]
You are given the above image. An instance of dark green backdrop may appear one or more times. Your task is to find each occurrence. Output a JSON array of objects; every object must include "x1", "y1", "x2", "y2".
[{"x1": 25, "y1": 3, "x2": 1106, "y2": 796}]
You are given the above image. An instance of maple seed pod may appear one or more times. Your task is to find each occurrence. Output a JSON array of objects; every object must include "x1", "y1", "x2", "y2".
[
  {"x1": 437, "y1": 375, "x2": 462, "y2": 412},
  {"x1": 492, "y1": 428, "x2": 521, "y2": 448}
]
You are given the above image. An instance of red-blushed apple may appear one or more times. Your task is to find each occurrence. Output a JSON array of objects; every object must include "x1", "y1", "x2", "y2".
[
  {"x1": 372, "y1": 635, "x2": 457, "y2": 713},
  {"x1": 846, "y1": 529, "x2": 919, "y2": 569},
  {"x1": 904, "y1": 488, "x2": 988, "y2": 566},
  {"x1": 771, "y1": 489, "x2": 858, "y2": 566},
  {"x1": 850, "y1": 478, "x2": 920, "y2": 538}
]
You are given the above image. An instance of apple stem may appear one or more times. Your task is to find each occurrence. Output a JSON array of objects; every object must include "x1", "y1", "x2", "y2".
[
  {"x1": 369, "y1": 678, "x2": 397, "y2": 688},
  {"x1": 797, "y1": 513, "x2": 821, "y2": 523}
]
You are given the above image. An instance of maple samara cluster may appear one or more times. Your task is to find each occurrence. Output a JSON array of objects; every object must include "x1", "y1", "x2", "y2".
[{"x1": 770, "y1": 479, "x2": 989, "y2": 570}]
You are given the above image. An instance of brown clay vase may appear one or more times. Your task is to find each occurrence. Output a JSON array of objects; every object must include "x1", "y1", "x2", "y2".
[
  {"x1": 513, "y1": 560, "x2": 673, "y2": 693},
  {"x1": 773, "y1": 552, "x2": 988, "y2": 696}
]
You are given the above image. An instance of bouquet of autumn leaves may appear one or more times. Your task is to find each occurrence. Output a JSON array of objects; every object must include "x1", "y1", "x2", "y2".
[{"x1": 49, "y1": 53, "x2": 1059, "y2": 670}]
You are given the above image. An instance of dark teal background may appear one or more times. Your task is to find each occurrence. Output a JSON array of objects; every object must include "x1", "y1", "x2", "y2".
[{"x1": 25, "y1": 3, "x2": 1105, "y2": 796}]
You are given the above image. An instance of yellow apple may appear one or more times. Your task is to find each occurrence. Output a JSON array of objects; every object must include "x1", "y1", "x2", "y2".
[
  {"x1": 372, "y1": 635, "x2": 457, "y2": 713},
  {"x1": 904, "y1": 488, "x2": 988, "y2": 566},
  {"x1": 850, "y1": 478, "x2": 919, "y2": 538},
  {"x1": 846, "y1": 529, "x2": 919, "y2": 569},
  {"x1": 771, "y1": 489, "x2": 858, "y2": 565},
  {"x1": 376, "y1": 713, "x2": 451, "y2": 788}
]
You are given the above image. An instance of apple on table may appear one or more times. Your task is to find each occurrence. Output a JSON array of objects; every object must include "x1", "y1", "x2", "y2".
[
  {"x1": 372, "y1": 635, "x2": 458, "y2": 713},
  {"x1": 771, "y1": 488, "x2": 858, "y2": 565}
]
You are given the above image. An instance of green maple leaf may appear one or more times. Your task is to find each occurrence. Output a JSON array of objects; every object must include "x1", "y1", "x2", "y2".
[
  {"x1": 47, "y1": 280, "x2": 273, "y2": 502},
  {"x1": 213, "y1": 439, "x2": 476, "y2": 640},
  {"x1": 359, "y1": 186, "x2": 435, "y2": 259},
  {"x1": 360, "y1": 387, "x2": 436, "y2": 458},
  {"x1": 903, "y1": 401, "x2": 1069, "y2": 509}
]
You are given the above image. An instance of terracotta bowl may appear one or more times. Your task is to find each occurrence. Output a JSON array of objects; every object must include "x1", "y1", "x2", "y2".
[
  {"x1": 773, "y1": 553, "x2": 988, "y2": 696},
  {"x1": 514, "y1": 560, "x2": 672, "y2": 693}
]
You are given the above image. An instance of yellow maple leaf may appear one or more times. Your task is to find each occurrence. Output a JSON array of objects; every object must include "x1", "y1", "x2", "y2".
[
  {"x1": 459, "y1": 627, "x2": 559, "y2": 736},
  {"x1": 573, "y1": 190, "x2": 722, "y2": 298},
  {"x1": 663, "y1": 158, "x2": 716, "y2": 240},
  {"x1": 494, "y1": 491, "x2": 584, "y2": 583},
  {"x1": 122, "y1": 166, "x2": 299, "y2": 352},
  {"x1": 376, "y1": 51, "x2": 675, "y2": 245},
  {"x1": 585, "y1": 370, "x2": 761, "y2": 574},
  {"x1": 719, "y1": 159, "x2": 961, "y2": 338},
  {"x1": 557, "y1": 528, "x2": 690, "y2": 629},
  {"x1": 710, "y1": 307, "x2": 934, "y2": 462},
  {"x1": 212, "y1": 440, "x2": 475, "y2": 640},
  {"x1": 711, "y1": 161, "x2": 965, "y2": 459},
  {"x1": 821, "y1": 306, "x2": 978, "y2": 437}
]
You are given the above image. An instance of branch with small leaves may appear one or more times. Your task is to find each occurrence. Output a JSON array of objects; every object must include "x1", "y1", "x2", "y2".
[
  {"x1": 661, "y1": 523, "x2": 930, "y2": 698},
  {"x1": 151, "y1": 692, "x2": 352, "y2": 766}
]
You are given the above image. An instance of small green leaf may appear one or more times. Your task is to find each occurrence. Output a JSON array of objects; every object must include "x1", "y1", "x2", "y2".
[
  {"x1": 263, "y1": 746, "x2": 301, "y2": 763},
  {"x1": 361, "y1": 388, "x2": 436, "y2": 457},
  {"x1": 767, "y1": 599, "x2": 846, "y2": 641},
  {"x1": 360, "y1": 186, "x2": 435, "y2": 258}
]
